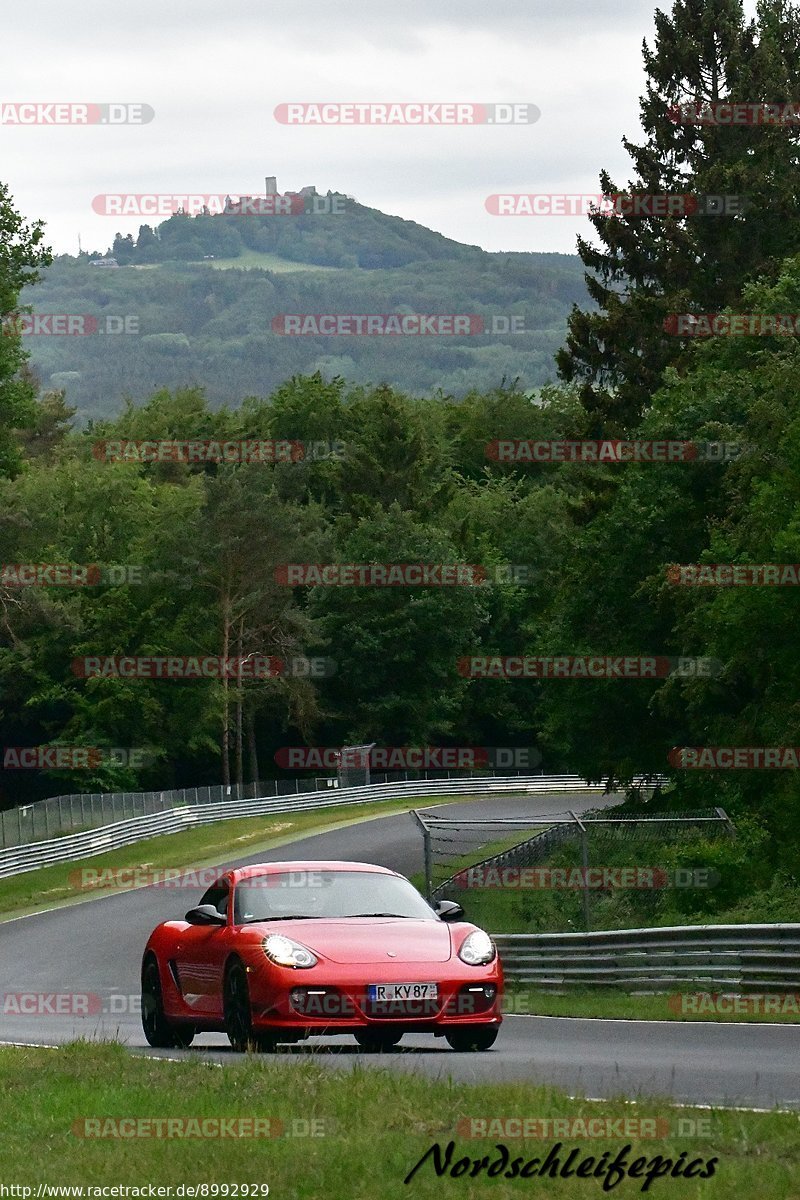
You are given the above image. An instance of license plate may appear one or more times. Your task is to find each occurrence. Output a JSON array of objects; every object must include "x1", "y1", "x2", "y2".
[{"x1": 368, "y1": 982, "x2": 438, "y2": 1002}]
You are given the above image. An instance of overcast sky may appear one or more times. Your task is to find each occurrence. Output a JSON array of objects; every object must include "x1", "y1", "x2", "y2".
[{"x1": 0, "y1": 0, "x2": 748, "y2": 257}]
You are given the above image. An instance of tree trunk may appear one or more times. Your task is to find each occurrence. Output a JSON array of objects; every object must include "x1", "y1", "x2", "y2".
[
  {"x1": 221, "y1": 592, "x2": 231, "y2": 787},
  {"x1": 246, "y1": 706, "x2": 260, "y2": 787},
  {"x1": 235, "y1": 617, "x2": 244, "y2": 787}
]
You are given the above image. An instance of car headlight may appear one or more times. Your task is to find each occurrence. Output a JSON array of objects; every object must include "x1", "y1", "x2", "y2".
[
  {"x1": 262, "y1": 934, "x2": 318, "y2": 968},
  {"x1": 458, "y1": 930, "x2": 496, "y2": 966}
]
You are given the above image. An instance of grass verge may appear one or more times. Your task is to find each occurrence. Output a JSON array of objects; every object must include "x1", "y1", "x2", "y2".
[
  {"x1": 201, "y1": 251, "x2": 342, "y2": 272},
  {"x1": 0, "y1": 1042, "x2": 796, "y2": 1196},
  {"x1": 505, "y1": 985, "x2": 800, "y2": 1023}
]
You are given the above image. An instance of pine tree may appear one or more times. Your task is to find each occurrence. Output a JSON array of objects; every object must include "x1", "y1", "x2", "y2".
[{"x1": 557, "y1": 0, "x2": 800, "y2": 433}]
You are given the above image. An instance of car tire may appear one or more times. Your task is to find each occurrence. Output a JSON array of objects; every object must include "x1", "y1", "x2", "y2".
[
  {"x1": 141, "y1": 957, "x2": 195, "y2": 1049},
  {"x1": 354, "y1": 1029, "x2": 403, "y2": 1052},
  {"x1": 444, "y1": 1027, "x2": 498, "y2": 1052},
  {"x1": 224, "y1": 959, "x2": 262, "y2": 1052}
]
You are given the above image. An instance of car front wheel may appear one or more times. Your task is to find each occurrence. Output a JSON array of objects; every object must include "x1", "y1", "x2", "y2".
[
  {"x1": 445, "y1": 1026, "x2": 498, "y2": 1052},
  {"x1": 224, "y1": 959, "x2": 258, "y2": 1052}
]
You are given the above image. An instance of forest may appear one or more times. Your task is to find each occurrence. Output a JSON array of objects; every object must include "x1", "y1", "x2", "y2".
[{"x1": 1, "y1": 0, "x2": 799, "y2": 898}]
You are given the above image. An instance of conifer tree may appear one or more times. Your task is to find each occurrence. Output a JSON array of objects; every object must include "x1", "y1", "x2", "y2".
[{"x1": 557, "y1": 0, "x2": 800, "y2": 432}]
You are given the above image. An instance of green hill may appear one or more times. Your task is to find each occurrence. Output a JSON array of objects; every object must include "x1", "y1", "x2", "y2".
[{"x1": 21, "y1": 194, "x2": 589, "y2": 420}]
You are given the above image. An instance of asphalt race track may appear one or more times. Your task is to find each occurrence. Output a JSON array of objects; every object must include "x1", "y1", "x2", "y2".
[{"x1": 1, "y1": 793, "x2": 798, "y2": 1111}]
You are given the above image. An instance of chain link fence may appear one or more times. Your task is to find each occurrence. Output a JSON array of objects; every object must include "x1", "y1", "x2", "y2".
[
  {"x1": 0, "y1": 765, "x2": 575, "y2": 850},
  {"x1": 417, "y1": 807, "x2": 732, "y2": 932}
]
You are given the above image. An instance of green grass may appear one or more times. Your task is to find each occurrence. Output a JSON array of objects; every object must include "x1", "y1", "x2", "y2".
[
  {"x1": 410, "y1": 828, "x2": 547, "y2": 893},
  {"x1": 0, "y1": 1042, "x2": 795, "y2": 1196},
  {"x1": 0, "y1": 795, "x2": 453, "y2": 921},
  {"x1": 431, "y1": 828, "x2": 757, "y2": 936},
  {"x1": 505, "y1": 985, "x2": 800, "y2": 1023},
  {"x1": 199, "y1": 250, "x2": 342, "y2": 273}
]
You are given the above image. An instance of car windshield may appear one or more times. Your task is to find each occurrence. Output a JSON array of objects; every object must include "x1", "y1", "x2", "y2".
[{"x1": 234, "y1": 870, "x2": 436, "y2": 923}]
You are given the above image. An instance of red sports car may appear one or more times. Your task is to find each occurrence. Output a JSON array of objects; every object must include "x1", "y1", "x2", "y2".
[{"x1": 141, "y1": 860, "x2": 503, "y2": 1052}]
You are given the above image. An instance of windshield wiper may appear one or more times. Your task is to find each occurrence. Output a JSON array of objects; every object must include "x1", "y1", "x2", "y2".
[
  {"x1": 242, "y1": 914, "x2": 322, "y2": 923},
  {"x1": 346, "y1": 912, "x2": 415, "y2": 918}
]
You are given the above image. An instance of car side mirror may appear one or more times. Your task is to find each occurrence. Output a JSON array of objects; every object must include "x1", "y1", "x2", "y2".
[
  {"x1": 184, "y1": 904, "x2": 226, "y2": 926},
  {"x1": 434, "y1": 899, "x2": 465, "y2": 922}
]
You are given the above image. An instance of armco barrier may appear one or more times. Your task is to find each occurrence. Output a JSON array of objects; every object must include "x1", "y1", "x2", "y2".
[
  {"x1": 494, "y1": 924, "x2": 800, "y2": 991},
  {"x1": 0, "y1": 775, "x2": 626, "y2": 880}
]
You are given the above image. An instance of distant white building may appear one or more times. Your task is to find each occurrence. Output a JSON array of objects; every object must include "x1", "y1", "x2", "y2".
[{"x1": 89, "y1": 257, "x2": 119, "y2": 268}]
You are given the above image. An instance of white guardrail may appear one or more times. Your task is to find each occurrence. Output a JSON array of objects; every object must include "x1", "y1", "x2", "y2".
[{"x1": 0, "y1": 775, "x2": 630, "y2": 880}]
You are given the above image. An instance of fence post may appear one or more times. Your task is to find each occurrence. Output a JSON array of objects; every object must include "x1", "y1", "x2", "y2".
[
  {"x1": 569, "y1": 810, "x2": 591, "y2": 933},
  {"x1": 411, "y1": 810, "x2": 434, "y2": 900}
]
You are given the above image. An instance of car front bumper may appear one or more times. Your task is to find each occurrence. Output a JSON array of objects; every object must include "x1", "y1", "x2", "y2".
[{"x1": 244, "y1": 954, "x2": 504, "y2": 1033}]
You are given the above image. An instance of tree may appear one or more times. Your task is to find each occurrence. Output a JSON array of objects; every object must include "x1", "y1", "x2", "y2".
[
  {"x1": 311, "y1": 504, "x2": 487, "y2": 744},
  {"x1": 557, "y1": 0, "x2": 800, "y2": 432},
  {"x1": 112, "y1": 233, "x2": 135, "y2": 264},
  {"x1": 192, "y1": 466, "x2": 326, "y2": 785},
  {"x1": 0, "y1": 182, "x2": 51, "y2": 475}
]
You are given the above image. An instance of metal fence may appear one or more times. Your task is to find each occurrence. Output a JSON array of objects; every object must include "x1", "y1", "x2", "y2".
[
  {"x1": 0, "y1": 774, "x2": 623, "y2": 880},
  {"x1": 427, "y1": 807, "x2": 732, "y2": 898},
  {"x1": 417, "y1": 787, "x2": 690, "y2": 902},
  {"x1": 0, "y1": 767, "x2": 627, "y2": 850},
  {"x1": 495, "y1": 924, "x2": 800, "y2": 991},
  {"x1": 0, "y1": 768, "x2": 598, "y2": 850},
  {"x1": 0, "y1": 779, "x2": 323, "y2": 850}
]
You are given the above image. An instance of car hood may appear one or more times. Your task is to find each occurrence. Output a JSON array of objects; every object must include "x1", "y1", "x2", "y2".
[{"x1": 256, "y1": 917, "x2": 454, "y2": 964}]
